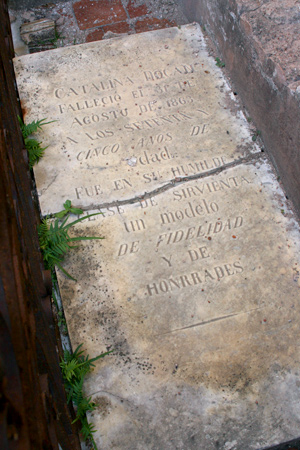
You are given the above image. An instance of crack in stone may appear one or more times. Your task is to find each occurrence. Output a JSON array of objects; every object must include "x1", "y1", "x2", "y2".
[
  {"x1": 40, "y1": 173, "x2": 58, "y2": 196},
  {"x1": 238, "y1": 4, "x2": 262, "y2": 19},
  {"x1": 86, "y1": 389, "x2": 136, "y2": 408},
  {"x1": 44, "y1": 152, "x2": 264, "y2": 217},
  {"x1": 157, "y1": 306, "x2": 264, "y2": 336},
  {"x1": 71, "y1": 152, "x2": 264, "y2": 214}
]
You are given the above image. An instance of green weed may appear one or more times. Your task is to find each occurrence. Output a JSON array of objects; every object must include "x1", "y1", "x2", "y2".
[
  {"x1": 55, "y1": 199, "x2": 84, "y2": 219},
  {"x1": 61, "y1": 344, "x2": 113, "y2": 449},
  {"x1": 18, "y1": 116, "x2": 54, "y2": 168},
  {"x1": 38, "y1": 202, "x2": 103, "y2": 281},
  {"x1": 215, "y1": 57, "x2": 225, "y2": 68},
  {"x1": 36, "y1": 27, "x2": 65, "y2": 49},
  {"x1": 252, "y1": 130, "x2": 262, "y2": 142},
  {"x1": 50, "y1": 28, "x2": 66, "y2": 48}
]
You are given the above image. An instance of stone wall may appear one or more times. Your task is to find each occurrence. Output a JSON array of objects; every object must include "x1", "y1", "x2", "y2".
[
  {"x1": 179, "y1": 0, "x2": 300, "y2": 217},
  {"x1": 8, "y1": 0, "x2": 66, "y2": 9}
]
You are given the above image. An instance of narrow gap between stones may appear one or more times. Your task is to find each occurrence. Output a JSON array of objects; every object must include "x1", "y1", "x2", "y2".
[{"x1": 46, "y1": 152, "x2": 264, "y2": 216}]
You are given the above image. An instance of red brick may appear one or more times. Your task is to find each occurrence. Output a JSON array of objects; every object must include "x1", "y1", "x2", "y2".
[
  {"x1": 126, "y1": 0, "x2": 149, "y2": 18},
  {"x1": 102, "y1": 21, "x2": 132, "y2": 34},
  {"x1": 134, "y1": 17, "x2": 176, "y2": 33},
  {"x1": 86, "y1": 27, "x2": 105, "y2": 42},
  {"x1": 73, "y1": 0, "x2": 127, "y2": 30}
]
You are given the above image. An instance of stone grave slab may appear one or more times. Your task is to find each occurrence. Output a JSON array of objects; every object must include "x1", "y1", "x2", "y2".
[
  {"x1": 57, "y1": 161, "x2": 300, "y2": 450},
  {"x1": 14, "y1": 23, "x2": 259, "y2": 216},
  {"x1": 14, "y1": 22, "x2": 300, "y2": 450}
]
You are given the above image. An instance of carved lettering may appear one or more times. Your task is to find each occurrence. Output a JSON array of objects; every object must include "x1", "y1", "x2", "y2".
[
  {"x1": 188, "y1": 246, "x2": 210, "y2": 261},
  {"x1": 146, "y1": 261, "x2": 243, "y2": 296},
  {"x1": 160, "y1": 200, "x2": 219, "y2": 225},
  {"x1": 190, "y1": 124, "x2": 208, "y2": 136},
  {"x1": 161, "y1": 255, "x2": 173, "y2": 267},
  {"x1": 100, "y1": 205, "x2": 125, "y2": 217},
  {"x1": 175, "y1": 64, "x2": 194, "y2": 74},
  {"x1": 156, "y1": 217, "x2": 243, "y2": 248},
  {"x1": 54, "y1": 78, "x2": 133, "y2": 99},
  {"x1": 124, "y1": 219, "x2": 146, "y2": 232},
  {"x1": 176, "y1": 80, "x2": 195, "y2": 89},
  {"x1": 118, "y1": 241, "x2": 140, "y2": 256},
  {"x1": 171, "y1": 157, "x2": 226, "y2": 177},
  {"x1": 144, "y1": 69, "x2": 170, "y2": 81},
  {"x1": 139, "y1": 101, "x2": 158, "y2": 114},
  {"x1": 137, "y1": 133, "x2": 172, "y2": 147},
  {"x1": 143, "y1": 171, "x2": 162, "y2": 183},
  {"x1": 58, "y1": 94, "x2": 122, "y2": 114},
  {"x1": 132, "y1": 89, "x2": 144, "y2": 99},
  {"x1": 67, "y1": 136, "x2": 78, "y2": 144},
  {"x1": 173, "y1": 177, "x2": 249, "y2": 200},
  {"x1": 124, "y1": 111, "x2": 193, "y2": 132},
  {"x1": 114, "y1": 179, "x2": 133, "y2": 190},
  {"x1": 77, "y1": 143, "x2": 120, "y2": 161},
  {"x1": 75, "y1": 185, "x2": 103, "y2": 199},
  {"x1": 136, "y1": 147, "x2": 177, "y2": 166},
  {"x1": 72, "y1": 109, "x2": 128, "y2": 127},
  {"x1": 139, "y1": 197, "x2": 158, "y2": 208},
  {"x1": 166, "y1": 96, "x2": 193, "y2": 107},
  {"x1": 85, "y1": 130, "x2": 114, "y2": 140}
]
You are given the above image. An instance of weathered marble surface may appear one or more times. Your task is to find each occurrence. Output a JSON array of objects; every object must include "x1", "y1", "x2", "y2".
[
  {"x1": 58, "y1": 161, "x2": 300, "y2": 450},
  {"x1": 14, "y1": 23, "x2": 300, "y2": 450},
  {"x1": 14, "y1": 24, "x2": 259, "y2": 215}
]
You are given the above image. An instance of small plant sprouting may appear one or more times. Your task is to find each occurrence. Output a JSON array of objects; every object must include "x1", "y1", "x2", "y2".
[
  {"x1": 55, "y1": 199, "x2": 84, "y2": 219},
  {"x1": 38, "y1": 201, "x2": 103, "y2": 281},
  {"x1": 60, "y1": 344, "x2": 113, "y2": 449},
  {"x1": 252, "y1": 130, "x2": 262, "y2": 142},
  {"x1": 215, "y1": 57, "x2": 225, "y2": 68},
  {"x1": 18, "y1": 116, "x2": 54, "y2": 168},
  {"x1": 36, "y1": 27, "x2": 65, "y2": 49},
  {"x1": 50, "y1": 28, "x2": 66, "y2": 48}
]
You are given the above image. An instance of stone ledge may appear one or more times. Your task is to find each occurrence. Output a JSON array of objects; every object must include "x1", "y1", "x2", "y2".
[{"x1": 179, "y1": 0, "x2": 300, "y2": 219}]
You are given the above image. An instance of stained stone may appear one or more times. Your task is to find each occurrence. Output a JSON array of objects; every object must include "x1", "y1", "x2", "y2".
[
  {"x1": 14, "y1": 22, "x2": 300, "y2": 450},
  {"x1": 57, "y1": 161, "x2": 300, "y2": 450},
  {"x1": 14, "y1": 23, "x2": 259, "y2": 216}
]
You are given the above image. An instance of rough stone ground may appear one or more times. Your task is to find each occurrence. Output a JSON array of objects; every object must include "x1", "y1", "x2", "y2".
[
  {"x1": 9, "y1": 0, "x2": 188, "y2": 52},
  {"x1": 9, "y1": 0, "x2": 300, "y2": 92},
  {"x1": 237, "y1": 0, "x2": 300, "y2": 91}
]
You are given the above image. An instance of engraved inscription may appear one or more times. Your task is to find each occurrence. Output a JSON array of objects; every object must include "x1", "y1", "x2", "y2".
[
  {"x1": 75, "y1": 185, "x2": 103, "y2": 199},
  {"x1": 171, "y1": 157, "x2": 226, "y2": 177},
  {"x1": 58, "y1": 94, "x2": 122, "y2": 114},
  {"x1": 160, "y1": 200, "x2": 219, "y2": 225},
  {"x1": 124, "y1": 219, "x2": 146, "y2": 233},
  {"x1": 72, "y1": 109, "x2": 128, "y2": 127},
  {"x1": 156, "y1": 216, "x2": 243, "y2": 247},
  {"x1": 137, "y1": 134, "x2": 173, "y2": 147},
  {"x1": 143, "y1": 63, "x2": 195, "y2": 81},
  {"x1": 134, "y1": 147, "x2": 177, "y2": 166},
  {"x1": 146, "y1": 261, "x2": 244, "y2": 296},
  {"x1": 124, "y1": 111, "x2": 193, "y2": 132},
  {"x1": 76, "y1": 143, "x2": 120, "y2": 161},
  {"x1": 54, "y1": 77, "x2": 134, "y2": 98},
  {"x1": 14, "y1": 24, "x2": 258, "y2": 214},
  {"x1": 118, "y1": 241, "x2": 140, "y2": 256}
]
